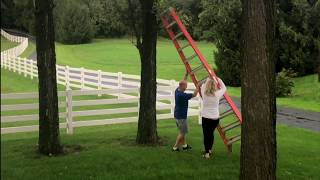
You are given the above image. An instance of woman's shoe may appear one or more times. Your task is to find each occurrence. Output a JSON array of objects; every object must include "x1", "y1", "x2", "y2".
[{"x1": 203, "y1": 153, "x2": 210, "y2": 159}]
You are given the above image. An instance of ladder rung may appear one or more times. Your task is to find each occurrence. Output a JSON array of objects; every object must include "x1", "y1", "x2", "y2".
[
  {"x1": 222, "y1": 121, "x2": 241, "y2": 132},
  {"x1": 166, "y1": 21, "x2": 176, "y2": 29},
  {"x1": 173, "y1": 32, "x2": 184, "y2": 39},
  {"x1": 227, "y1": 135, "x2": 241, "y2": 145},
  {"x1": 185, "y1": 54, "x2": 198, "y2": 63},
  {"x1": 219, "y1": 98, "x2": 228, "y2": 105},
  {"x1": 178, "y1": 44, "x2": 190, "y2": 51},
  {"x1": 220, "y1": 109, "x2": 234, "y2": 119},
  {"x1": 197, "y1": 76, "x2": 208, "y2": 85},
  {"x1": 190, "y1": 65, "x2": 203, "y2": 75}
]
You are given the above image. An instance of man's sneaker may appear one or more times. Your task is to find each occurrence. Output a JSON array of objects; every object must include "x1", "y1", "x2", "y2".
[
  {"x1": 172, "y1": 147, "x2": 180, "y2": 152},
  {"x1": 182, "y1": 144, "x2": 192, "y2": 150}
]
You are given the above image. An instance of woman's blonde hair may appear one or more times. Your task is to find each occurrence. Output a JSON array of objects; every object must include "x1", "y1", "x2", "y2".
[{"x1": 205, "y1": 78, "x2": 217, "y2": 96}]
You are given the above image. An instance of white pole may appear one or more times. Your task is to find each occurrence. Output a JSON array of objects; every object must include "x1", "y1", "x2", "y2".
[
  {"x1": 18, "y1": 57, "x2": 21, "y2": 75},
  {"x1": 24, "y1": 58, "x2": 27, "y2": 77},
  {"x1": 65, "y1": 66, "x2": 70, "y2": 89},
  {"x1": 13, "y1": 56, "x2": 16, "y2": 72},
  {"x1": 118, "y1": 72, "x2": 122, "y2": 99},
  {"x1": 66, "y1": 89, "x2": 73, "y2": 134},
  {"x1": 81, "y1": 67, "x2": 85, "y2": 89},
  {"x1": 98, "y1": 70, "x2": 102, "y2": 96},
  {"x1": 30, "y1": 60, "x2": 34, "y2": 79}
]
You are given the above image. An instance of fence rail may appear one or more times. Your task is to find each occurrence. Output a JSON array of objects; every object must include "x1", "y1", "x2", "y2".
[
  {"x1": 1, "y1": 29, "x2": 28, "y2": 57},
  {"x1": 1, "y1": 87, "x2": 200, "y2": 134},
  {"x1": 1, "y1": 29, "x2": 201, "y2": 135}
]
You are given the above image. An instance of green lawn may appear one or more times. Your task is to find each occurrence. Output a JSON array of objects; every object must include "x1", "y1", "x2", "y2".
[
  {"x1": 1, "y1": 36, "x2": 18, "y2": 51},
  {"x1": 1, "y1": 36, "x2": 35, "y2": 58},
  {"x1": 54, "y1": 38, "x2": 319, "y2": 112},
  {"x1": 1, "y1": 60, "x2": 320, "y2": 180},
  {"x1": 2, "y1": 37, "x2": 319, "y2": 112},
  {"x1": 1, "y1": 115, "x2": 320, "y2": 180},
  {"x1": 20, "y1": 40, "x2": 36, "y2": 58},
  {"x1": 55, "y1": 38, "x2": 216, "y2": 81}
]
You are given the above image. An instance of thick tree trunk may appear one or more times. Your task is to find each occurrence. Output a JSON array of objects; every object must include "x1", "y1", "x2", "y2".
[
  {"x1": 240, "y1": 0, "x2": 277, "y2": 179},
  {"x1": 35, "y1": 0, "x2": 62, "y2": 155},
  {"x1": 136, "y1": 0, "x2": 158, "y2": 144}
]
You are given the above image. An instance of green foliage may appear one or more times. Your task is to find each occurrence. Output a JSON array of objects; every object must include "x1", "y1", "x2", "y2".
[
  {"x1": 198, "y1": 0, "x2": 320, "y2": 86},
  {"x1": 276, "y1": 69, "x2": 296, "y2": 97},
  {"x1": 82, "y1": 0, "x2": 128, "y2": 38},
  {"x1": 277, "y1": 0, "x2": 320, "y2": 76},
  {"x1": 197, "y1": 0, "x2": 242, "y2": 86},
  {"x1": 54, "y1": 0, "x2": 94, "y2": 44}
]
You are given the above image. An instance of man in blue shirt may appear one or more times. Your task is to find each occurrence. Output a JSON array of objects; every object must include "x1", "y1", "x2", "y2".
[{"x1": 173, "y1": 73, "x2": 198, "y2": 151}]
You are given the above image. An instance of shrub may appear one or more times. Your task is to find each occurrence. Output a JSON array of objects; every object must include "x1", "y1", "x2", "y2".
[
  {"x1": 276, "y1": 69, "x2": 296, "y2": 97},
  {"x1": 54, "y1": 0, "x2": 94, "y2": 44}
]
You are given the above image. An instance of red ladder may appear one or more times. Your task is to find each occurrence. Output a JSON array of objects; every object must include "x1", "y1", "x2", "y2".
[{"x1": 160, "y1": 7, "x2": 242, "y2": 152}]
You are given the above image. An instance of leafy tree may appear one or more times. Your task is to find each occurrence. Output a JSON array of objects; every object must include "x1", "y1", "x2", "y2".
[
  {"x1": 54, "y1": 0, "x2": 94, "y2": 44},
  {"x1": 198, "y1": 0, "x2": 242, "y2": 86}
]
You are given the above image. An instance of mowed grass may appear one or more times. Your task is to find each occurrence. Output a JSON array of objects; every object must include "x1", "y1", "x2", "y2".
[
  {"x1": 19, "y1": 40, "x2": 36, "y2": 58},
  {"x1": 1, "y1": 62, "x2": 320, "y2": 180},
  {"x1": 1, "y1": 35, "x2": 36, "y2": 58},
  {"x1": 1, "y1": 36, "x2": 18, "y2": 51},
  {"x1": 54, "y1": 38, "x2": 319, "y2": 112},
  {"x1": 55, "y1": 38, "x2": 216, "y2": 81}
]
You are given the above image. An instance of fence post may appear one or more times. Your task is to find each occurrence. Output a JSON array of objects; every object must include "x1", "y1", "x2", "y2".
[
  {"x1": 81, "y1": 67, "x2": 85, "y2": 89},
  {"x1": 137, "y1": 87, "x2": 140, "y2": 117},
  {"x1": 13, "y1": 56, "x2": 16, "y2": 72},
  {"x1": 23, "y1": 58, "x2": 27, "y2": 77},
  {"x1": 117, "y1": 72, "x2": 122, "y2": 99},
  {"x1": 1, "y1": 53, "x2": 3, "y2": 68},
  {"x1": 65, "y1": 66, "x2": 70, "y2": 89},
  {"x1": 18, "y1": 57, "x2": 21, "y2": 75},
  {"x1": 30, "y1": 59, "x2": 34, "y2": 79},
  {"x1": 170, "y1": 80, "x2": 176, "y2": 116},
  {"x1": 98, "y1": 70, "x2": 102, "y2": 96},
  {"x1": 66, "y1": 89, "x2": 73, "y2": 134}
]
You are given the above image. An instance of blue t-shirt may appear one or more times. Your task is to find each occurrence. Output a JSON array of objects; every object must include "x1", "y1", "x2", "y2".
[{"x1": 174, "y1": 88, "x2": 193, "y2": 119}]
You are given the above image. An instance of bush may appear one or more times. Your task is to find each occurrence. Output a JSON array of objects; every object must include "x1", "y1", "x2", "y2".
[
  {"x1": 276, "y1": 69, "x2": 296, "y2": 97},
  {"x1": 54, "y1": 0, "x2": 94, "y2": 44},
  {"x1": 197, "y1": 0, "x2": 242, "y2": 86}
]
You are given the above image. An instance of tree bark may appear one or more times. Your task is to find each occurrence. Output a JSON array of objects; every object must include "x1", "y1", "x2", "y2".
[
  {"x1": 35, "y1": 0, "x2": 62, "y2": 155},
  {"x1": 240, "y1": 0, "x2": 277, "y2": 179},
  {"x1": 136, "y1": 0, "x2": 159, "y2": 144}
]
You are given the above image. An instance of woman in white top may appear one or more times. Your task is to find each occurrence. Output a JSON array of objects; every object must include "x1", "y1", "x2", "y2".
[{"x1": 200, "y1": 77, "x2": 226, "y2": 159}]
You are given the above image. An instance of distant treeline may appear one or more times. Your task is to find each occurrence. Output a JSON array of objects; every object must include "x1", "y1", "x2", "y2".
[{"x1": 1, "y1": 0, "x2": 319, "y2": 84}]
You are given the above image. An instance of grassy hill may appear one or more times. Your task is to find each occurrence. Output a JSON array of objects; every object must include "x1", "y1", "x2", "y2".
[
  {"x1": 1, "y1": 69, "x2": 320, "y2": 180},
  {"x1": 1, "y1": 37, "x2": 319, "y2": 111}
]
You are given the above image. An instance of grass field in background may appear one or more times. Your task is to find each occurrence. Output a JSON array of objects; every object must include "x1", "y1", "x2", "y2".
[
  {"x1": 1, "y1": 37, "x2": 319, "y2": 112},
  {"x1": 55, "y1": 38, "x2": 216, "y2": 81},
  {"x1": 1, "y1": 44, "x2": 320, "y2": 180},
  {"x1": 1, "y1": 37, "x2": 18, "y2": 51}
]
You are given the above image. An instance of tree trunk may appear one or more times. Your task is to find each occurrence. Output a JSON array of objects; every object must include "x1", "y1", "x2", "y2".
[
  {"x1": 240, "y1": 0, "x2": 277, "y2": 179},
  {"x1": 35, "y1": 0, "x2": 62, "y2": 155},
  {"x1": 136, "y1": 0, "x2": 159, "y2": 144}
]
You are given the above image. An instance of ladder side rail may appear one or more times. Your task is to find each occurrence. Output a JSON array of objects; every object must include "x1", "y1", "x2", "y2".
[
  {"x1": 169, "y1": 8, "x2": 243, "y2": 123},
  {"x1": 169, "y1": 9, "x2": 215, "y2": 78},
  {"x1": 161, "y1": 16, "x2": 199, "y2": 86}
]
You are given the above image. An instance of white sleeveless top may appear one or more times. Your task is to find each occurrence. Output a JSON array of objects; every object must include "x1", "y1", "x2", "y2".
[{"x1": 200, "y1": 78, "x2": 226, "y2": 120}]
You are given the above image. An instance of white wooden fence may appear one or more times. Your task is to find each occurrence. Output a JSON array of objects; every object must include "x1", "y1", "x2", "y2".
[
  {"x1": 1, "y1": 29, "x2": 28, "y2": 57},
  {"x1": 1, "y1": 29, "x2": 202, "y2": 134},
  {"x1": 1, "y1": 87, "x2": 200, "y2": 134}
]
